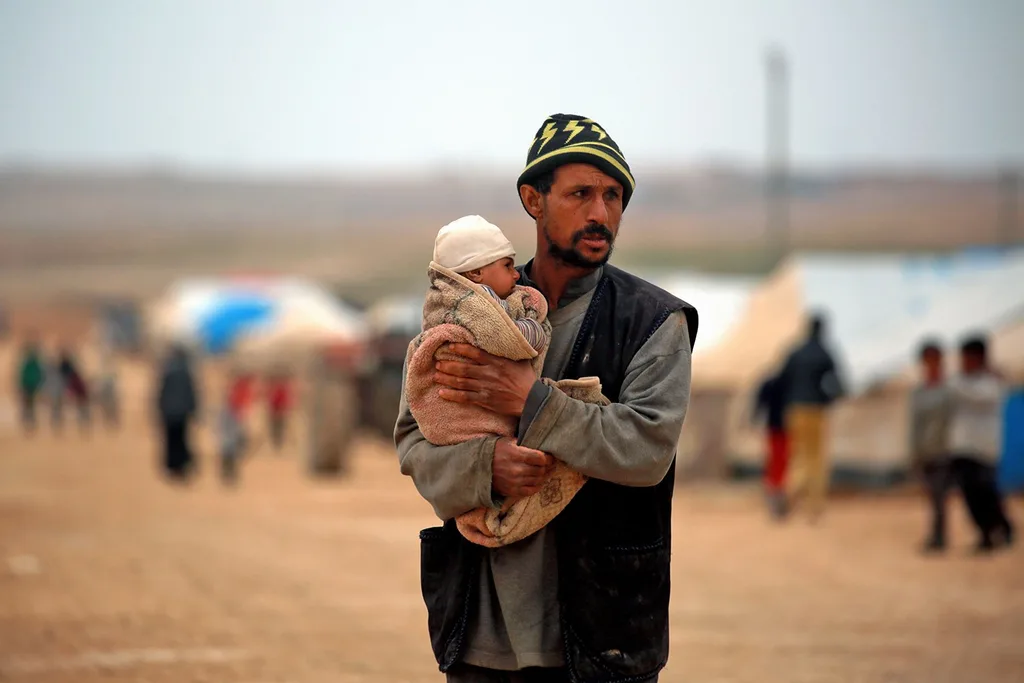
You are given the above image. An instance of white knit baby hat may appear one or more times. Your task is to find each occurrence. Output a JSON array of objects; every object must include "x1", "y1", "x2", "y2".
[{"x1": 432, "y1": 215, "x2": 515, "y2": 273}]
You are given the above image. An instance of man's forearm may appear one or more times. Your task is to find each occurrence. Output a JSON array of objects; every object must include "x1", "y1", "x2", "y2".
[
  {"x1": 395, "y1": 402, "x2": 500, "y2": 521},
  {"x1": 518, "y1": 312, "x2": 692, "y2": 487},
  {"x1": 518, "y1": 378, "x2": 687, "y2": 486}
]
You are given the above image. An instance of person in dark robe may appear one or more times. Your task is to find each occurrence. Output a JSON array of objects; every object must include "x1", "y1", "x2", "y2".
[{"x1": 155, "y1": 344, "x2": 199, "y2": 481}]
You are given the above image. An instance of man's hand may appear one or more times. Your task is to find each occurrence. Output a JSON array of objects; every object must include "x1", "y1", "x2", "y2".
[
  {"x1": 434, "y1": 343, "x2": 536, "y2": 417},
  {"x1": 492, "y1": 437, "x2": 555, "y2": 499}
]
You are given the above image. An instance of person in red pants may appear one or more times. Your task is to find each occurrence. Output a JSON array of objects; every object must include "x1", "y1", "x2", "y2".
[
  {"x1": 266, "y1": 370, "x2": 293, "y2": 452},
  {"x1": 753, "y1": 371, "x2": 790, "y2": 519}
]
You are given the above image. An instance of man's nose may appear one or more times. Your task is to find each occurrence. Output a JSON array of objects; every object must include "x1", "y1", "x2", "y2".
[{"x1": 587, "y1": 196, "x2": 609, "y2": 226}]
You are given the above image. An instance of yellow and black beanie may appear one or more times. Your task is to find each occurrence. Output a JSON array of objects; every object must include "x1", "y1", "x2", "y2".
[{"x1": 517, "y1": 113, "x2": 636, "y2": 215}]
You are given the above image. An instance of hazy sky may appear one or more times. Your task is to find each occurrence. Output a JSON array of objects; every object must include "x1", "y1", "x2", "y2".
[{"x1": 1, "y1": 0, "x2": 1022, "y2": 172}]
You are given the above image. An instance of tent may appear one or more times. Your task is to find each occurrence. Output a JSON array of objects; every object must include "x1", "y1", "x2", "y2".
[
  {"x1": 647, "y1": 271, "x2": 758, "y2": 353},
  {"x1": 147, "y1": 276, "x2": 369, "y2": 364},
  {"x1": 679, "y1": 247, "x2": 1024, "y2": 483},
  {"x1": 693, "y1": 247, "x2": 1024, "y2": 394}
]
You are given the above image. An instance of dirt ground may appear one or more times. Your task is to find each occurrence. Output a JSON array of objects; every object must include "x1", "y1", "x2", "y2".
[{"x1": 1, "y1": 349, "x2": 1023, "y2": 683}]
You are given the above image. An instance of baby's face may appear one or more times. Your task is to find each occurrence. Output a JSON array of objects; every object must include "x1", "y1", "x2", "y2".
[{"x1": 475, "y1": 257, "x2": 520, "y2": 298}]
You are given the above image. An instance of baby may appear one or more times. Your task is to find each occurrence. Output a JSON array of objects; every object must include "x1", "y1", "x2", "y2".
[
  {"x1": 404, "y1": 215, "x2": 608, "y2": 548},
  {"x1": 431, "y1": 214, "x2": 546, "y2": 352}
]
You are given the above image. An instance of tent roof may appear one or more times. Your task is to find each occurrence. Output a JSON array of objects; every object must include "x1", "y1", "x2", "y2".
[
  {"x1": 692, "y1": 247, "x2": 1024, "y2": 393},
  {"x1": 146, "y1": 276, "x2": 368, "y2": 356},
  {"x1": 648, "y1": 271, "x2": 758, "y2": 353}
]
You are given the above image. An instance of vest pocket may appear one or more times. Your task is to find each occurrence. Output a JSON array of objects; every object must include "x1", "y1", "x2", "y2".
[
  {"x1": 419, "y1": 523, "x2": 477, "y2": 671},
  {"x1": 562, "y1": 540, "x2": 671, "y2": 680}
]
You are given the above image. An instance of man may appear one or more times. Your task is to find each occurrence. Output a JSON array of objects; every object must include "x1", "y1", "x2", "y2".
[
  {"x1": 155, "y1": 343, "x2": 199, "y2": 481},
  {"x1": 16, "y1": 337, "x2": 46, "y2": 433},
  {"x1": 396, "y1": 114, "x2": 698, "y2": 683},
  {"x1": 949, "y1": 335, "x2": 1014, "y2": 552},
  {"x1": 752, "y1": 371, "x2": 789, "y2": 519},
  {"x1": 777, "y1": 314, "x2": 844, "y2": 521},
  {"x1": 908, "y1": 340, "x2": 953, "y2": 553},
  {"x1": 58, "y1": 347, "x2": 91, "y2": 432}
]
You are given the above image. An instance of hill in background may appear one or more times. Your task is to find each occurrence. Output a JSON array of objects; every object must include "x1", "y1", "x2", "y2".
[{"x1": 0, "y1": 166, "x2": 1020, "y2": 304}]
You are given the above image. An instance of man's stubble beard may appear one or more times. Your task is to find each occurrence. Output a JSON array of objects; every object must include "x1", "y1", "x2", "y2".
[{"x1": 542, "y1": 218, "x2": 616, "y2": 269}]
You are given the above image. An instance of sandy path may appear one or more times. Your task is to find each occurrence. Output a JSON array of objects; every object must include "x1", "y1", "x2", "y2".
[{"x1": 0, "y1": 349, "x2": 1022, "y2": 682}]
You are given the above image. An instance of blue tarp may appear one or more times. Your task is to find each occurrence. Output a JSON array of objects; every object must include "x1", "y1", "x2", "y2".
[
  {"x1": 998, "y1": 388, "x2": 1024, "y2": 493},
  {"x1": 196, "y1": 293, "x2": 275, "y2": 354}
]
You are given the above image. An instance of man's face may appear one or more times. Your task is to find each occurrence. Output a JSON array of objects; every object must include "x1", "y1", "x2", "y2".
[
  {"x1": 960, "y1": 351, "x2": 983, "y2": 374},
  {"x1": 921, "y1": 349, "x2": 943, "y2": 381},
  {"x1": 536, "y1": 163, "x2": 623, "y2": 269}
]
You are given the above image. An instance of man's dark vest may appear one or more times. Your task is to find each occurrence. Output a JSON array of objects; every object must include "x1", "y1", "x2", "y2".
[{"x1": 418, "y1": 264, "x2": 699, "y2": 683}]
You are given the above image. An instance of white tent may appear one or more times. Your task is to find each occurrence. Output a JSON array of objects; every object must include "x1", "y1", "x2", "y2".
[
  {"x1": 680, "y1": 247, "x2": 1024, "y2": 479},
  {"x1": 147, "y1": 276, "x2": 369, "y2": 363},
  {"x1": 693, "y1": 247, "x2": 1024, "y2": 394},
  {"x1": 649, "y1": 271, "x2": 758, "y2": 353}
]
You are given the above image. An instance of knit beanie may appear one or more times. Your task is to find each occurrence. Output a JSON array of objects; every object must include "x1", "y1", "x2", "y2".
[
  {"x1": 516, "y1": 113, "x2": 635, "y2": 215},
  {"x1": 432, "y1": 215, "x2": 516, "y2": 273}
]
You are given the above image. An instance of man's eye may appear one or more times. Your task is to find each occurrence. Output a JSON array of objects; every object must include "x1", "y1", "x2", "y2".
[{"x1": 573, "y1": 189, "x2": 587, "y2": 198}]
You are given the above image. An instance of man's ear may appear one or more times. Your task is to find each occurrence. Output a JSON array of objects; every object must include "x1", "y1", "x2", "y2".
[{"x1": 519, "y1": 184, "x2": 545, "y2": 220}]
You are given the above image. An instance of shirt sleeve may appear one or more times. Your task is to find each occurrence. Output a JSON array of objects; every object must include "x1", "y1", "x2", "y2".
[
  {"x1": 517, "y1": 310, "x2": 693, "y2": 487},
  {"x1": 394, "y1": 356, "x2": 502, "y2": 521},
  {"x1": 514, "y1": 317, "x2": 548, "y2": 353}
]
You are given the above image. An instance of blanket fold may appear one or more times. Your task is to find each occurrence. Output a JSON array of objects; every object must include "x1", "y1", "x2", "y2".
[{"x1": 406, "y1": 263, "x2": 608, "y2": 547}]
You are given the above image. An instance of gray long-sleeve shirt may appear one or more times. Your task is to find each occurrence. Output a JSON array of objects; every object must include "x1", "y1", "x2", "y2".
[
  {"x1": 908, "y1": 383, "x2": 952, "y2": 465},
  {"x1": 395, "y1": 266, "x2": 693, "y2": 671}
]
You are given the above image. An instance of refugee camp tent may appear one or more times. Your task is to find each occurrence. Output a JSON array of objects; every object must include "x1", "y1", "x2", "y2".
[
  {"x1": 679, "y1": 247, "x2": 1024, "y2": 484},
  {"x1": 648, "y1": 271, "x2": 758, "y2": 353},
  {"x1": 147, "y1": 276, "x2": 369, "y2": 363}
]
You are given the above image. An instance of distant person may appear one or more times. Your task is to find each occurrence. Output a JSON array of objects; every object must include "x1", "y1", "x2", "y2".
[
  {"x1": 909, "y1": 340, "x2": 954, "y2": 553},
  {"x1": 15, "y1": 338, "x2": 46, "y2": 433},
  {"x1": 752, "y1": 371, "x2": 790, "y2": 519},
  {"x1": 778, "y1": 314, "x2": 845, "y2": 521},
  {"x1": 156, "y1": 344, "x2": 199, "y2": 481},
  {"x1": 219, "y1": 370, "x2": 256, "y2": 486},
  {"x1": 949, "y1": 336, "x2": 1015, "y2": 553},
  {"x1": 58, "y1": 348, "x2": 91, "y2": 432},
  {"x1": 95, "y1": 346, "x2": 120, "y2": 430},
  {"x1": 265, "y1": 369, "x2": 293, "y2": 452},
  {"x1": 45, "y1": 352, "x2": 66, "y2": 431}
]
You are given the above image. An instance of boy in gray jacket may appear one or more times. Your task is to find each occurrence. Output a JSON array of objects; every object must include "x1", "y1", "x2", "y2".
[
  {"x1": 949, "y1": 336, "x2": 1014, "y2": 552},
  {"x1": 908, "y1": 340, "x2": 953, "y2": 552}
]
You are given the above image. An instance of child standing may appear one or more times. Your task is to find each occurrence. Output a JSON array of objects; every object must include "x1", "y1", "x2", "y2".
[
  {"x1": 219, "y1": 371, "x2": 256, "y2": 486},
  {"x1": 908, "y1": 340, "x2": 953, "y2": 552}
]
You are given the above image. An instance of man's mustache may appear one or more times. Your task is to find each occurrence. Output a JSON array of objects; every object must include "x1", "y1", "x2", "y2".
[{"x1": 572, "y1": 224, "x2": 614, "y2": 244}]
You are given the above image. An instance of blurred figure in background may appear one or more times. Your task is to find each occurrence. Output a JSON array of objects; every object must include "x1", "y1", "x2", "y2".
[
  {"x1": 949, "y1": 335, "x2": 1015, "y2": 553},
  {"x1": 15, "y1": 336, "x2": 46, "y2": 433},
  {"x1": 156, "y1": 344, "x2": 199, "y2": 481},
  {"x1": 45, "y1": 348, "x2": 66, "y2": 432},
  {"x1": 219, "y1": 369, "x2": 256, "y2": 486},
  {"x1": 58, "y1": 348, "x2": 91, "y2": 432},
  {"x1": 265, "y1": 368, "x2": 293, "y2": 452},
  {"x1": 752, "y1": 370, "x2": 790, "y2": 519},
  {"x1": 778, "y1": 314, "x2": 845, "y2": 521},
  {"x1": 95, "y1": 344, "x2": 120, "y2": 430},
  {"x1": 909, "y1": 339, "x2": 953, "y2": 553}
]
